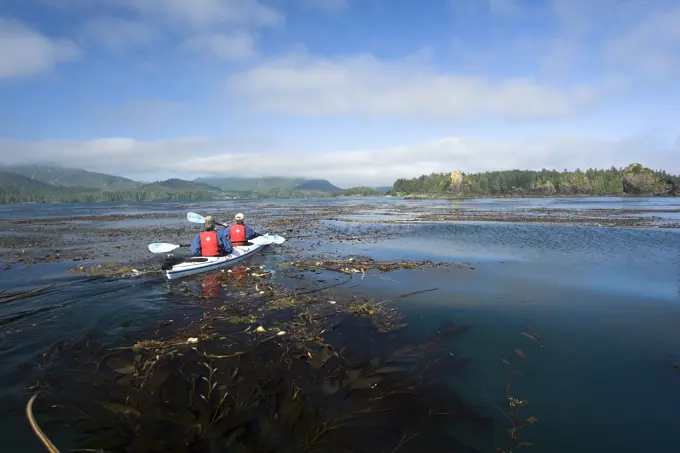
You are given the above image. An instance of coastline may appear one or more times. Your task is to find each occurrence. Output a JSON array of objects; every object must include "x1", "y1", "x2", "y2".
[
  {"x1": 402, "y1": 192, "x2": 679, "y2": 200},
  {"x1": 2, "y1": 191, "x2": 679, "y2": 205}
]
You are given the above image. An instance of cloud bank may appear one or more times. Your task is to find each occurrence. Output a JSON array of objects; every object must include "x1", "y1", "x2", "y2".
[
  {"x1": 1, "y1": 134, "x2": 677, "y2": 187},
  {"x1": 0, "y1": 17, "x2": 80, "y2": 79}
]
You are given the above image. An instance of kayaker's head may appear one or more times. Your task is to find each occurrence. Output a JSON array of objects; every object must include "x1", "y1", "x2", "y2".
[
  {"x1": 235, "y1": 213, "x2": 245, "y2": 224},
  {"x1": 204, "y1": 215, "x2": 215, "y2": 231}
]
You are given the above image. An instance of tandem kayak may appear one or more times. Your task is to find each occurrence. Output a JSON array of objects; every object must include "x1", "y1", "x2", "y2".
[{"x1": 161, "y1": 242, "x2": 269, "y2": 280}]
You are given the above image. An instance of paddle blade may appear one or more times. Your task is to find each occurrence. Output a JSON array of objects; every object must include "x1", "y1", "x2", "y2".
[
  {"x1": 250, "y1": 234, "x2": 285, "y2": 246},
  {"x1": 148, "y1": 243, "x2": 181, "y2": 254},
  {"x1": 186, "y1": 212, "x2": 206, "y2": 224},
  {"x1": 250, "y1": 235, "x2": 274, "y2": 245}
]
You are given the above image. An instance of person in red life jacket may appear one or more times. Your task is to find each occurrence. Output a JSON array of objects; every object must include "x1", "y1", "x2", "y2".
[
  {"x1": 224, "y1": 213, "x2": 260, "y2": 246},
  {"x1": 190, "y1": 216, "x2": 233, "y2": 257}
]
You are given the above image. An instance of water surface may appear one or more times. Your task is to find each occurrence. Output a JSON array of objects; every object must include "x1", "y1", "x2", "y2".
[{"x1": 1, "y1": 197, "x2": 679, "y2": 452}]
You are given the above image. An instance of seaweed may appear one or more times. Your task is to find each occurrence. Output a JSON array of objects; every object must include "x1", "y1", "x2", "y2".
[
  {"x1": 27, "y1": 272, "x2": 493, "y2": 453},
  {"x1": 487, "y1": 322, "x2": 543, "y2": 453}
]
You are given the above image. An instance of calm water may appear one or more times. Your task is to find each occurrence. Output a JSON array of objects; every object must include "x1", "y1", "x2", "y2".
[{"x1": 1, "y1": 197, "x2": 679, "y2": 452}]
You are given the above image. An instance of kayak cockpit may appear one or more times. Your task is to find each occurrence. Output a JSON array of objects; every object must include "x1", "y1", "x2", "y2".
[{"x1": 160, "y1": 244, "x2": 267, "y2": 279}]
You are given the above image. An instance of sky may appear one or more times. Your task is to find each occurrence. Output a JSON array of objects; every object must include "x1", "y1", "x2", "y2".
[{"x1": 0, "y1": 0, "x2": 679, "y2": 187}]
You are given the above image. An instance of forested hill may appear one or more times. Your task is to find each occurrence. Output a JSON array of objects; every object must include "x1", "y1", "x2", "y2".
[
  {"x1": 391, "y1": 164, "x2": 679, "y2": 197},
  {"x1": 195, "y1": 176, "x2": 341, "y2": 194},
  {"x1": 0, "y1": 165, "x2": 345, "y2": 203},
  {"x1": 1, "y1": 164, "x2": 141, "y2": 190}
]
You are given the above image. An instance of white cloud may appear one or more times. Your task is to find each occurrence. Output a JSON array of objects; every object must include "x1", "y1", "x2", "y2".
[
  {"x1": 80, "y1": 17, "x2": 160, "y2": 51},
  {"x1": 1, "y1": 134, "x2": 676, "y2": 187},
  {"x1": 48, "y1": 0, "x2": 282, "y2": 61},
  {"x1": 0, "y1": 17, "x2": 80, "y2": 79},
  {"x1": 179, "y1": 31, "x2": 256, "y2": 60},
  {"x1": 227, "y1": 52, "x2": 611, "y2": 119}
]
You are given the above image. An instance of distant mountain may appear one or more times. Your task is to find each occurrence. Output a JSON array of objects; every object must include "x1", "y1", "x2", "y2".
[
  {"x1": 194, "y1": 176, "x2": 306, "y2": 192},
  {"x1": 375, "y1": 186, "x2": 392, "y2": 193},
  {"x1": 144, "y1": 178, "x2": 223, "y2": 192},
  {"x1": 1, "y1": 164, "x2": 141, "y2": 190},
  {"x1": 0, "y1": 164, "x2": 346, "y2": 203},
  {"x1": 195, "y1": 176, "x2": 341, "y2": 194},
  {"x1": 0, "y1": 171, "x2": 61, "y2": 191},
  {"x1": 334, "y1": 186, "x2": 382, "y2": 197},
  {"x1": 0, "y1": 171, "x2": 99, "y2": 192},
  {"x1": 292, "y1": 179, "x2": 341, "y2": 193},
  {"x1": 0, "y1": 171, "x2": 102, "y2": 203}
]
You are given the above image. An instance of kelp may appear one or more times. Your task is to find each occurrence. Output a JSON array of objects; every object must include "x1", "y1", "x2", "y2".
[
  {"x1": 28, "y1": 272, "x2": 493, "y2": 453},
  {"x1": 69, "y1": 263, "x2": 150, "y2": 277},
  {"x1": 0, "y1": 284, "x2": 55, "y2": 304},
  {"x1": 488, "y1": 324, "x2": 543, "y2": 453},
  {"x1": 279, "y1": 257, "x2": 463, "y2": 276}
]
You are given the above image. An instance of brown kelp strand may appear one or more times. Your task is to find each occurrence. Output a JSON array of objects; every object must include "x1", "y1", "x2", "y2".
[
  {"x1": 28, "y1": 271, "x2": 493, "y2": 453},
  {"x1": 278, "y1": 257, "x2": 464, "y2": 276},
  {"x1": 0, "y1": 285, "x2": 56, "y2": 304},
  {"x1": 487, "y1": 321, "x2": 543, "y2": 453},
  {"x1": 68, "y1": 263, "x2": 157, "y2": 277}
]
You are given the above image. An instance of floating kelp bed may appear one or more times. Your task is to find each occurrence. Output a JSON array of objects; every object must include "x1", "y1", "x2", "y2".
[
  {"x1": 28, "y1": 265, "x2": 494, "y2": 453},
  {"x1": 69, "y1": 263, "x2": 144, "y2": 277},
  {"x1": 279, "y1": 257, "x2": 468, "y2": 276},
  {"x1": 1, "y1": 285, "x2": 55, "y2": 305}
]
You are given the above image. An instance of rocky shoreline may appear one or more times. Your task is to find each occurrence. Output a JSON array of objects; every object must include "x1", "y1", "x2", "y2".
[{"x1": 403, "y1": 192, "x2": 679, "y2": 200}]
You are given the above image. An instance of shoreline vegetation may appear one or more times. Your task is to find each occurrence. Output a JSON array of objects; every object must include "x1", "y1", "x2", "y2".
[
  {"x1": 392, "y1": 163, "x2": 679, "y2": 199},
  {"x1": 402, "y1": 191, "x2": 678, "y2": 200},
  {"x1": 0, "y1": 162, "x2": 678, "y2": 204}
]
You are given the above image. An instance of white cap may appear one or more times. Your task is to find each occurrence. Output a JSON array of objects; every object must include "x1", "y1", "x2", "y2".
[{"x1": 235, "y1": 213, "x2": 245, "y2": 221}]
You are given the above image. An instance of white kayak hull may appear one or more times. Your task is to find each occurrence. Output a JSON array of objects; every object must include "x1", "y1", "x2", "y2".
[{"x1": 163, "y1": 243, "x2": 269, "y2": 280}]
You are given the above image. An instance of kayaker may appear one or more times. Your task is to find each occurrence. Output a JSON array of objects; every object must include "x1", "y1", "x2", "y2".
[
  {"x1": 190, "y1": 216, "x2": 233, "y2": 257},
  {"x1": 224, "y1": 212, "x2": 260, "y2": 246}
]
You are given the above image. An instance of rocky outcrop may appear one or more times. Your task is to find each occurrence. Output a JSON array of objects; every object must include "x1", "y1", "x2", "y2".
[
  {"x1": 622, "y1": 163, "x2": 675, "y2": 195},
  {"x1": 449, "y1": 170, "x2": 462, "y2": 184},
  {"x1": 558, "y1": 172, "x2": 592, "y2": 194},
  {"x1": 449, "y1": 170, "x2": 463, "y2": 185},
  {"x1": 533, "y1": 180, "x2": 556, "y2": 195},
  {"x1": 448, "y1": 170, "x2": 464, "y2": 193}
]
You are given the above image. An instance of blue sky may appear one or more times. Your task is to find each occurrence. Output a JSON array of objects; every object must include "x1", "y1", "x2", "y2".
[{"x1": 0, "y1": 0, "x2": 679, "y2": 187}]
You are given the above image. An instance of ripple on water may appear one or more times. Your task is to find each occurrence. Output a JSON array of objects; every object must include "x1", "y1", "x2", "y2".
[{"x1": 306, "y1": 221, "x2": 680, "y2": 300}]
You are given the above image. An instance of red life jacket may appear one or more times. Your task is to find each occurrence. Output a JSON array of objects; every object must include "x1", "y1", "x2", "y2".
[
  {"x1": 230, "y1": 224, "x2": 247, "y2": 246},
  {"x1": 199, "y1": 231, "x2": 219, "y2": 256}
]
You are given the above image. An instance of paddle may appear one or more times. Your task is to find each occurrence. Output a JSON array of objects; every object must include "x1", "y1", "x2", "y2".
[
  {"x1": 186, "y1": 212, "x2": 286, "y2": 244},
  {"x1": 187, "y1": 212, "x2": 226, "y2": 226},
  {"x1": 148, "y1": 235, "x2": 280, "y2": 254},
  {"x1": 148, "y1": 242, "x2": 189, "y2": 254}
]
